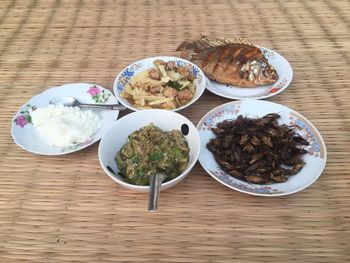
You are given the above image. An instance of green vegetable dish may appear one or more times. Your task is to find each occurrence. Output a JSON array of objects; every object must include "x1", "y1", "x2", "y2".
[{"x1": 116, "y1": 124, "x2": 190, "y2": 185}]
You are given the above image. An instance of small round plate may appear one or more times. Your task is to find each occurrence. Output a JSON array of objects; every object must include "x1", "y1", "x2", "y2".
[
  {"x1": 113, "y1": 56, "x2": 206, "y2": 111},
  {"x1": 205, "y1": 47, "x2": 293, "y2": 100},
  {"x1": 197, "y1": 99, "x2": 327, "y2": 196},
  {"x1": 11, "y1": 83, "x2": 120, "y2": 155}
]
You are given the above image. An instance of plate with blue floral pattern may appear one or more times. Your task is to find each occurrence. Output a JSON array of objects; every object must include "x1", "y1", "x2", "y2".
[
  {"x1": 113, "y1": 56, "x2": 206, "y2": 111},
  {"x1": 197, "y1": 99, "x2": 327, "y2": 196},
  {"x1": 11, "y1": 83, "x2": 120, "y2": 155}
]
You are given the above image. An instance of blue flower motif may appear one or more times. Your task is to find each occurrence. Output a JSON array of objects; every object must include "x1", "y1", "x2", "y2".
[
  {"x1": 122, "y1": 68, "x2": 135, "y2": 78},
  {"x1": 175, "y1": 60, "x2": 186, "y2": 67},
  {"x1": 116, "y1": 62, "x2": 142, "y2": 93},
  {"x1": 192, "y1": 66, "x2": 199, "y2": 77},
  {"x1": 117, "y1": 82, "x2": 124, "y2": 92}
]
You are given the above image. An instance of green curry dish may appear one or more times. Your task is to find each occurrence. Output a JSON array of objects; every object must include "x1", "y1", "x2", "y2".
[{"x1": 116, "y1": 124, "x2": 190, "y2": 186}]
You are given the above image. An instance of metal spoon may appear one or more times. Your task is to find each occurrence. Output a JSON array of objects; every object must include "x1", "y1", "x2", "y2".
[
  {"x1": 148, "y1": 173, "x2": 166, "y2": 212},
  {"x1": 49, "y1": 96, "x2": 126, "y2": 110}
]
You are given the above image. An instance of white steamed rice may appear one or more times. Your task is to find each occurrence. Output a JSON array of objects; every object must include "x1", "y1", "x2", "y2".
[{"x1": 31, "y1": 104, "x2": 102, "y2": 148}]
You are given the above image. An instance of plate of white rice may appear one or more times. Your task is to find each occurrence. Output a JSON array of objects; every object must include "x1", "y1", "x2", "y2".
[{"x1": 11, "y1": 83, "x2": 120, "y2": 155}]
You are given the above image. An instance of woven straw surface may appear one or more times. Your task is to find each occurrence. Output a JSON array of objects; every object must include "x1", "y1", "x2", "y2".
[{"x1": 1, "y1": 0, "x2": 349, "y2": 262}]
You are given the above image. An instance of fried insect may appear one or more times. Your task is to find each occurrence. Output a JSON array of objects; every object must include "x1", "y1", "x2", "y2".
[{"x1": 207, "y1": 114, "x2": 309, "y2": 184}]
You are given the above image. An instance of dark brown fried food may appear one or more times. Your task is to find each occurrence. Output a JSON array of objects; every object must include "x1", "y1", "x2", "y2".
[
  {"x1": 176, "y1": 35, "x2": 279, "y2": 87},
  {"x1": 207, "y1": 114, "x2": 309, "y2": 184}
]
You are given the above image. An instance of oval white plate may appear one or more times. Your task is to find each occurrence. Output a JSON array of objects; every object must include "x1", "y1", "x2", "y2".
[
  {"x1": 205, "y1": 47, "x2": 293, "y2": 100},
  {"x1": 113, "y1": 56, "x2": 206, "y2": 111},
  {"x1": 197, "y1": 100, "x2": 327, "y2": 196},
  {"x1": 11, "y1": 83, "x2": 120, "y2": 155}
]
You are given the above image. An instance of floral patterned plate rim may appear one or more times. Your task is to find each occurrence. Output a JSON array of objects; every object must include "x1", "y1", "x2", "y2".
[
  {"x1": 113, "y1": 56, "x2": 206, "y2": 112},
  {"x1": 197, "y1": 99, "x2": 327, "y2": 197},
  {"x1": 11, "y1": 83, "x2": 120, "y2": 155},
  {"x1": 205, "y1": 47, "x2": 293, "y2": 100}
]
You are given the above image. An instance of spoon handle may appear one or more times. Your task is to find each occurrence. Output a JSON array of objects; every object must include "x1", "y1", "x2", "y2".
[
  {"x1": 148, "y1": 173, "x2": 166, "y2": 212},
  {"x1": 78, "y1": 103, "x2": 126, "y2": 110}
]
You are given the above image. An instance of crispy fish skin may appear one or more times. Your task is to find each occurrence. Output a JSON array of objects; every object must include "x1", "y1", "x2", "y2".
[{"x1": 176, "y1": 36, "x2": 279, "y2": 87}]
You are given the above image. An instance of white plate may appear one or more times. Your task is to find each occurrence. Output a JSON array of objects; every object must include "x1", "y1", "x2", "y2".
[
  {"x1": 113, "y1": 56, "x2": 206, "y2": 111},
  {"x1": 197, "y1": 100, "x2": 327, "y2": 196},
  {"x1": 205, "y1": 47, "x2": 293, "y2": 100},
  {"x1": 11, "y1": 83, "x2": 120, "y2": 155}
]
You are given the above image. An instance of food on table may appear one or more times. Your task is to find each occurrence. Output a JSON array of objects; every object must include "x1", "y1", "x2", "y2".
[
  {"x1": 207, "y1": 114, "x2": 309, "y2": 184},
  {"x1": 116, "y1": 124, "x2": 190, "y2": 185},
  {"x1": 120, "y1": 60, "x2": 196, "y2": 110},
  {"x1": 176, "y1": 35, "x2": 278, "y2": 87},
  {"x1": 31, "y1": 104, "x2": 102, "y2": 148}
]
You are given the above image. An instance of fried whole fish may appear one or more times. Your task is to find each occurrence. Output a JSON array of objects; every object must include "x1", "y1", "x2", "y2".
[{"x1": 176, "y1": 35, "x2": 279, "y2": 87}]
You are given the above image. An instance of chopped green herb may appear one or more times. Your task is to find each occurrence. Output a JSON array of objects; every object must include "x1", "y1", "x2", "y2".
[
  {"x1": 137, "y1": 169, "x2": 145, "y2": 177},
  {"x1": 167, "y1": 80, "x2": 183, "y2": 90},
  {"x1": 150, "y1": 151, "x2": 164, "y2": 161},
  {"x1": 132, "y1": 154, "x2": 139, "y2": 164},
  {"x1": 170, "y1": 147, "x2": 183, "y2": 158}
]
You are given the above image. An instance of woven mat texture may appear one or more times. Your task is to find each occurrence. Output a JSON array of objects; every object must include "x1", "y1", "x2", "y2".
[{"x1": 0, "y1": 0, "x2": 349, "y2": 262}]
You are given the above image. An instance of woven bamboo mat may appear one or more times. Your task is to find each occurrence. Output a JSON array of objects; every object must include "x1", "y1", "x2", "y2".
[{"x1": 1, "y1": 0, "x2": 349, "y2": 262}]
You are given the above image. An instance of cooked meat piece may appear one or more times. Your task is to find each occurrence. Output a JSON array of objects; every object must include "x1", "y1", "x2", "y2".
[
  {"x1": 176, "y1": 66, "x2": 190, "y2": 79},
  {"x1": 187, "y1": 72, "x2": 196, "y2": 81},
  {"x1": 177, "y1": 90, "x2": 192, "y2": 101},
  {"x1": 163, "y1": 87, "x2": 178, "y2": 97},
  {"x1": 148, "y1": 69, "x2": 161, "y2": 80},
  {"x1": 149, "y1": 86, "x2": 162, "y2": 94},
  {"x1": 165, "y1": 61, "x2": 175, "y2": 70}
]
